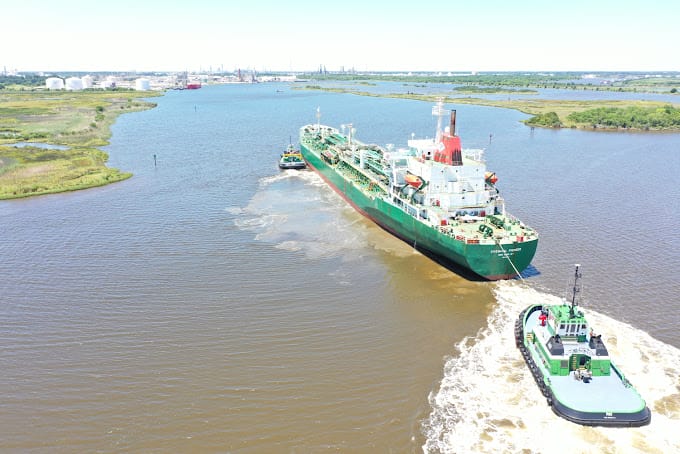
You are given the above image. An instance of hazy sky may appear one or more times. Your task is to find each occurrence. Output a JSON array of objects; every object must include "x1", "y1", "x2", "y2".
[{"x1": 3, "y1": 0, "x2": 678, "y2": 73}]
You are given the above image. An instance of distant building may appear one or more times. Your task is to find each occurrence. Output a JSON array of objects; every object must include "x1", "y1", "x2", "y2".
[
  {"x1": 99, "y1": 76, "x2": 116, "y2": 89},
  {"x1": 65, "y1": 77, "x2": 83, "y2": 90},
  {"x1": 45, "y1": 77, "x2": 64, "y2": 90}
]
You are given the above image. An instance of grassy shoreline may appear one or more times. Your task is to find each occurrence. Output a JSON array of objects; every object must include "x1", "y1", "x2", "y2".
[
  {"x1": 294, "y1": 85, "x2": 680, "y2": 132},
  {"x1": 0, "y1": 89, "x2": 161, "y2": 200},
  {"x1": 297, "y1": 73, "x2": 680, "y2": 94}
]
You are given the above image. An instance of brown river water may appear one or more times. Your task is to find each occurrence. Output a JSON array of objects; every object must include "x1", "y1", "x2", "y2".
[{"x1": 1, "y1": 84, "x2": 679, "y2": 452}]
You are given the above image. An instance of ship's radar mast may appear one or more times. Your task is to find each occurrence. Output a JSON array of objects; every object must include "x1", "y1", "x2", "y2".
[
  {"x1": 432, "y1": 98, "x2": 446, "y2": 142},
  {"x1": 316, "y1": 106, "x2": 321, "y2": 133}
]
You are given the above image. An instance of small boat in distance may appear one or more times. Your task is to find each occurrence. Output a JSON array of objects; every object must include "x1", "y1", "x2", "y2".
[
  {"x1": 279, "y1": 144, "x2": 307, "y2": 170},
  {"x1": 515, "y1": 265, "x2": 651, "y2": 427}
]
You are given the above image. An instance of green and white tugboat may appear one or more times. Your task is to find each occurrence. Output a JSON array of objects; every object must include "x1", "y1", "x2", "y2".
[
  {"x1": 515, "y1": 265, "x2": 651, "y2": 427},
  {"x1": 279, "y1": 143, "x2": 307, "y2": 170},
  {"x1": 299, "y1": 100, "x2": 538, "y2": 280}
]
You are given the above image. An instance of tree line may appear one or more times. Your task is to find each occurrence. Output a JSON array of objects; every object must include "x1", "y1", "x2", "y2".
[
  {"x1": 567, "y1": 105, "x2": 680, "y2": 129},
  {"x1": 526, "y1": 105, "x2": 680, "y2": 130},
  {"x1": 0, "y1": 75, "x2": 47, "y2": 89}
]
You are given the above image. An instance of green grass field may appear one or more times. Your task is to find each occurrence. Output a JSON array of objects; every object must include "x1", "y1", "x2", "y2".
[{"x1": 0, "y1": 89, "x2": 160, "y2": 199}]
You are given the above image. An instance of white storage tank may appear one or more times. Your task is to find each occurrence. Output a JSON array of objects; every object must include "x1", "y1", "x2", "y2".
[
  {"x1": 65, "y1": 77, "x2": 83, "y2": 90},
  {"x1": 81, "y1": 75, "x2": 94, "y2": 89},
  {"x1": 135, "y1": 78, "x2": 150, "y2": 91},
  {"x1": 45, "y1": 77, "x2": 64, "y2": 90}
]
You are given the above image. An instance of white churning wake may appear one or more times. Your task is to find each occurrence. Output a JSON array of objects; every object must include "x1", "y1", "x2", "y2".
[
  {"x1": 422, "y1": 281, "x2": 680, "y2": 454},
  {"x1": 228, "y1": 170, "x2": 372, "y2": 260}
]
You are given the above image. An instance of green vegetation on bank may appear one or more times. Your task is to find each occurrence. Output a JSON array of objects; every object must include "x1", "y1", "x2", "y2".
[
  {"x1": 565, "y1": 105, "x2": 680, "y2": 130},
  {"x1": 298, "y1": 72, "x2": 680, "y2": 94},
  {"x1": 0, "y1": 74, "x2": 47, "y2": 90},
  {"x1": 452, "y1": 85, "x2": 537, "y2": 94},
  {"x1": 296, "y1": 85, "x2": 680, "y2": 131},
  {"x1": 0, "y1": 145, "x2": 132, "y2": 199},
  {"x1": 301, "y1": 72, "x2": 576, "y2": 86},
  {"x1": 526, "y1": 112, "x2": 562, "y2": 128},
  {"x1": 0, "y1": 89, "x2": 160, "y2": 199}
]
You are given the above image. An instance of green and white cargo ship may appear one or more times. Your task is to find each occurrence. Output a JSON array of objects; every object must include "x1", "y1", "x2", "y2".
[
  {"x1": 515, "y1": 265, "x2": 651, "y2": 427},
  {"x1": 299, "y1": 100, "x2": 538, "y2": 280}
]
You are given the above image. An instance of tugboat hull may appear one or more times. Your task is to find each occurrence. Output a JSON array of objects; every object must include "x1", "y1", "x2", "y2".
[
  {"x1": 516, "y1": 304, "x2": 651, "y2": 428},
  {"x1": 278, "y1": 162, "x2": 307, "y2": 170}
]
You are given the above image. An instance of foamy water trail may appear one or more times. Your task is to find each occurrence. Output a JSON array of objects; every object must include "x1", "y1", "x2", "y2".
[
  {"x1": 230, "y1": 169, "x2": 421, "y2": 263},
  {"x1": 423, "y1": 281, "x2": 680, "y2": 453},
  {"x1": 229, "y1": 170, "x2": 373, "y2": 260}
]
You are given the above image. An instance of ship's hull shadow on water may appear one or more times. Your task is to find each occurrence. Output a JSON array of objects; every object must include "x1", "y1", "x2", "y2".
[
  {"x1": 364, "y1": 231, "x2": 541, "y2": 282},
  {"x1": 518, "y1": 264, "x2": 540, "y2": 279},
  {"x1": 413, "y1": 247, "x2": 502, "y2": 282}
]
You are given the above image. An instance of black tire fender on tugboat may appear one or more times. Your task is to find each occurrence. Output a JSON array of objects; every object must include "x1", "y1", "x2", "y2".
[{"x1": 517, "y1": 305, "x2": 554, "y2": 406}]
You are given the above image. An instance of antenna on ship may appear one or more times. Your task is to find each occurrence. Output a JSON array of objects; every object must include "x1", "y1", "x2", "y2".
[
  {"x1": 569, "y1": 264, "x2": 582, "y2": 318},
  {"x1": 432, "y1": 97, "x2": 446, "y2": 142},
  {"x1": 316, "y1": 106, "x2": 321, "y2": 133}
]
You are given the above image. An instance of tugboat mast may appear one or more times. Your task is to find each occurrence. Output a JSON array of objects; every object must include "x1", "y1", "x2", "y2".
[{"x1": 570, "y1": 264, "x2": 582, "y2": 318}]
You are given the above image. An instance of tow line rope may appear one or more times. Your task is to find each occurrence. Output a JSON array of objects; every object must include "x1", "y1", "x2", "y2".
[{"x1": 495, "y1": 239, "x2": 525, "y2": 283}]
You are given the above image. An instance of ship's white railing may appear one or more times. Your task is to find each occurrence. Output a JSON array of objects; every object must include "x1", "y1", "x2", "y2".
[
  {"x1": 503, "y1": 211, "x2": 533, "y2": 228},
  {"x1": 463, "y1": 148, "x2": 485, "y2": 162},
  {"x1": 390, "y1": 195, "x2": 425, "y2": 220}
]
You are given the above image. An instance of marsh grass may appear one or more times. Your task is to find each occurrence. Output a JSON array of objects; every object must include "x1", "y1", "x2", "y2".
[
  {"x1": 0, "y1": 144, "x2": 132, "y2": 199},
  {"x1": 0, "y1": 89, "x2": 159, "y2": 199},
  {"x1": 452, "y1": 85, "x2": 538, "y2": 94}
]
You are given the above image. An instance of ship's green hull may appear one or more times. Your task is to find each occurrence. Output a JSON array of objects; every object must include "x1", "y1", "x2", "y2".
[{"x1": 300, "y1": 143, "x2": 537, "y2": 280}]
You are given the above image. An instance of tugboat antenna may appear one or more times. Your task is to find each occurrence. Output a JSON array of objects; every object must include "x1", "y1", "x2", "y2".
[{"x1": 570, "y1": 264, "x2": 582, "y2": 318}]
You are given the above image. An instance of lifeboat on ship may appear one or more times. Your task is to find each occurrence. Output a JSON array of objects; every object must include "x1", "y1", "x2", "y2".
[
  {"x1": 485, "y1": 171, "x2": 498, "y2": 184},
  {"x1": 405, "y1": 173, "x2": 423, "y2": 188}
]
